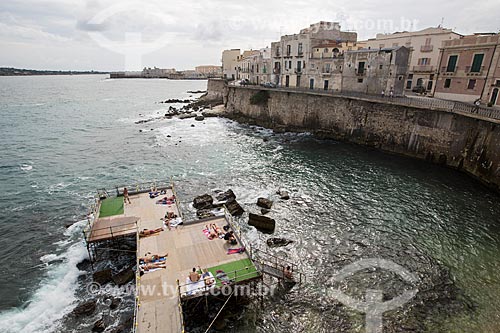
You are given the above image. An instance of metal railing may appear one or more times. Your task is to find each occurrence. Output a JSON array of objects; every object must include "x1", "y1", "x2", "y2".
[
  {"x1": 413, "y1": 65, "x2": 435, "y2": 72},
  {"x1": 252, "y1": 248, "x2": 304, "y2": 285},
  {"x1": 234, "y1": 85, "x2": 500, "y2": 120},
  {"x1": 83, "y1": 221, "x2": 138, "y2": 242}
]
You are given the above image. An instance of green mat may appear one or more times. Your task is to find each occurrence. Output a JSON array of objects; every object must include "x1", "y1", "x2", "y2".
[
  {"x1": 99, "y1": 197, "x2": 124, "y2": 218},
  {"x1": 207, "y1": 258, "x2": 260, "y2": 287}
]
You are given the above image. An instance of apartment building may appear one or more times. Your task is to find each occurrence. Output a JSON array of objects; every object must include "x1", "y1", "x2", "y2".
[
  {"x1": 365, "y1": 27, "x2": 462, "y2": 94},
  {"x1": 195, "y1": 65, "x2": 222, "y2": 77},
  {"x1": 271, "y1": 21, "x2": 357, "y2": 87},
  {"x1": 222, "y1": 49, "x2": 241, "y2": 80},
  {"x1": 434, "y1": 34, "x2": 500, "y2": 104},
  {"x1": 342, "y1": 47, "x2": 410, "y2": 95}
]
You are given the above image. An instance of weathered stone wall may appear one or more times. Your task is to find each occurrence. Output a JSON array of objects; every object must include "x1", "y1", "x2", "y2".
[
  {"x1": 203, "y1": 79, "x2": 227, "y2": 104},
  {"x1": 223, "y1": 86, "x2": 500, "y2": 192}
]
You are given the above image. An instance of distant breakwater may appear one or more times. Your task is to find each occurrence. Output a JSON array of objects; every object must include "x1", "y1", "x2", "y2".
[{"x1": 208, "y1": 79, "x2": 500, "y2": 193}]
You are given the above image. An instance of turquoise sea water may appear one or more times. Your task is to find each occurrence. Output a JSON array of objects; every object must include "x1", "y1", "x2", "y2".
[{"x1": 0, "y1": 75, "x2": 499, "y2": 332}]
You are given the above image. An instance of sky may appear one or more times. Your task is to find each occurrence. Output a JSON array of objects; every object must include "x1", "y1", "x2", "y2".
[{"x1": 0, "y1": 0, "x2": 499, "y2": 71}]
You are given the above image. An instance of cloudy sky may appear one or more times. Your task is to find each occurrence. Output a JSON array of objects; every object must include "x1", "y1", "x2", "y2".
[{"x1": 0, "y1": 0, "x2": 499, "y2": 71}]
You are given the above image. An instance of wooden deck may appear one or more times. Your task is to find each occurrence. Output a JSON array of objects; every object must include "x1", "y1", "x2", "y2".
[
  {"x1": 86, "y1": 216, "x2": 138, "y2": 243},
  {"x1": 122, "y1": 190, "x2": 251, "y2": 333}
]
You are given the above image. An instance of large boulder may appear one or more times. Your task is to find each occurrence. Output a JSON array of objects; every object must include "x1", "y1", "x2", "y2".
[
  {"x1": 93, "y1": 269, "x2": 112, "y2": 285},
  {"x1": 225, "y1": 199, "x2": 244, "y2": 216},
  {"x1": 92, "y1": 318, "x2": 106, "y2": 332},
  {"x1": 215, "y1": 189, "x2": 236, "y2": 202},
  {"x1": 193, "y1": 194, "x2": 213, "y2": 210},
  {"x1": 279, "y1": 190, "x2": 290, "y2": 200},
  {"x1": 257, "y1": 198, "x2": 273, "y2": 209},
  {"x1": 248, "y1": 213, "x2": 275, "y2": 232},
  {"x1": 72, "y1": 300, "x2": 97, "y2": 317},
  {"x1": 112, "y1": 267, "x2": 135, "y2": 286}
]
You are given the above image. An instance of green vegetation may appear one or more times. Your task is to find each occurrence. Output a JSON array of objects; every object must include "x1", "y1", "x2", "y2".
[
  {"x1": 250, "y1": 90, "x2": 270, "y2": 106},
  {"x1": 208, "y1": 258, "x2": 260, "y2": 286},
  {"x1": 99, "y1": 197, "x2": 124, "y2": 217}
]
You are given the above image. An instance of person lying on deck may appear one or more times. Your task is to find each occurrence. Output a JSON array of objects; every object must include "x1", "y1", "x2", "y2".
[
  {"x1": 162, "y1": 212, "x2": 178, "y2": 230},
  {"x1": 140, "y1": 262, "x2": 167, "y2": 272},
  {"x1": 201, "y1": 268, "x2": 215, "y2": 286},
  {"x1": 188, "y1": 267, "x2": 201, "y2": 282},
  {"x1": 139, "y1": 253, "x2": 168, "y2": 263},
  {"x1": 139, "y1": 228, "x2": 163, "y2": 237},
  {"x1": 205, "y1": 225, "x2": 218, "y2": 240},
  {"x1": 210, "y1": 224, "x2": 224, "y2": 237},
  {"x1": 156, "y1": 195, "x2": 176, "y2": 205}
]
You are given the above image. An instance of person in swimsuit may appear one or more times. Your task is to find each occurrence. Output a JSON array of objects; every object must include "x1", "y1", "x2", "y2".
[
  {"x1": 201, "y1": 268, "x2": 215, "y2": 286},
  {"x1": 139, "y1": 228, "x2": 163, "y2": 237},
  {"x1": 123, "y1": 187, "x2": 131, "y2": 204},
  {"x1": 140, "y1": 262, "x2": 167, "y2": 272},
  {"x1": 139, "y1": 253, "x2": 168, "y2": 263},
  {"x1": 188, "y1": 267, "x2": 201, "y2": 282}
]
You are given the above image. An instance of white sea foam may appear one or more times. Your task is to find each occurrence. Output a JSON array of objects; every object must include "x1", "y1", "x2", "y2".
[
  {"x1": 20, "y1": 164, "x2": 33, "y2": 171},
  {"x1": 0, "y1": 220, "x2": 88, "y2": 333}
]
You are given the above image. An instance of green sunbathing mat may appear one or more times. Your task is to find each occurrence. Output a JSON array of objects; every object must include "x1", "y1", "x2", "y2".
[
  {"x1": 99, "y1": 197, "x2": 124, "y2": 218},
  {"x1": 207, "y1": 258, "x2": 260, "y2": 287}
]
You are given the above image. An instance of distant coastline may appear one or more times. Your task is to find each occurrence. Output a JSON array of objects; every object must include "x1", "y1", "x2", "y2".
[{"x1": 0, "y1": 67, "x2": 109, "y2": 76}]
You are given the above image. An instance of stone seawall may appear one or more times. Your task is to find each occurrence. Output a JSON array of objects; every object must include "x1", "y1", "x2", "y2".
[
  {"x1": 207, "y1": 80, "x2": 500, "y2": 192},
  {"x1": 202, "y1": 78, "x2": 227, "y2": 104}
]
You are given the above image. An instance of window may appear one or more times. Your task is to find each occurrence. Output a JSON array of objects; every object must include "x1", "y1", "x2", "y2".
[
  {"x1": 427, "y1": 81, "x2": 433, "y2": 91},
  {"x1": 286, "y1": 45, "x2": 291, "y2": 56},
  {"x1": 358, "y1": 78, "x2": 364, "y2": 83},
  {"x1": 425, "y1": 37, "x2": 431, "y2": 45},
  {"x1": 324, "y1": 48, "x2": 329, "y2": 53},
  {"x1": 418, "y1": 58, "x2": 431, "y2": 65},
  {"x1": 429, "y1": 74, "x2": 434, "y2": 80},
  {"x1": 467, "y1": 79, "x2": 476, "y2": 89},
  {"x1": 358, "y1": 61, "x2": 365, "y2": 74},
  {"x1": 298, "y1": 43, "x2": 303, "y2": 55},
  {"x1": 276, "y1": 46, "x2": 280, "y2": 57},
  {"x1": 379, "y1": 65, "x2": 383, "y2": 69},
  {"x1": 446, "y1": 55, "x2": 458, "y2": 72},
  {"x1": 471, "y1": 54, "x2": 484, "y2": 72},
  {"x1": 325, "y1": 63, "x2": 331, "y2": 73},
  {"x1": 444, "y1": 78, "x2": 451, "y2": 88},
  {"x1": 406, "y1": 80, "x2": 412, "y2": 89},
  {"x1": 289, "y1": 60, "x2": 292, "y2": 69},
  {"x1": 408, "y1": 74, "x2": 414, "y2": 79}
]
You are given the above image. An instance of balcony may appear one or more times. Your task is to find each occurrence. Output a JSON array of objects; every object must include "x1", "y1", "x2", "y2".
[
  {"x1": 274, "y1": 52, "x2": 281, "y2": 58},
  {"x1": 294, "y1": 68, "x2": 302, "y2": 74},
  {"x1": 412, "y1": 65, "x2": 435, "y2": 72},
  {"x1": 297, "y1": 51, "x2": 304, "y2": 57},
  {"x1": 441, "y1": 66, "x2": 457, "y2": 75},
  {"x1": 420, "y1": 45, "x2": 434, "y2": 52},
  {"x1": 465, "y1": 66, "x2": 486, "y2": 76}
]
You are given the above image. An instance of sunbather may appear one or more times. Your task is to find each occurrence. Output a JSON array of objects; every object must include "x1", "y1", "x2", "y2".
[
  {"x1": 210, "y1": 224, "x2": 224, "y2": 237},
  {"x1": 140, "y1": 262, "x2": 167, "y2": 272},
  {"x1": 139, "y1": 253, "x2": 168, "y2": 263},
  {"x1": 139, "y1": 228, "x2": 163, "y2": 237},
  {"x1": 201, "y1": 268, "x2": 215, "y2": 286},
  {"x1": 205, "y1": 225, "x2": 218, "y2": 240}
]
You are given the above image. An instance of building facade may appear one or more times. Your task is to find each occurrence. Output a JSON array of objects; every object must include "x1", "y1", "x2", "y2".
[
  {"x1": 271, "y1": 21, "x2": 357, "y2": 87},
  {"x1": 364, "y1": 27, "x2": 462, "y2": 94},
  {"x1": 222, "y1": 49, "x2": 241, "y2": 80},
  {"x1": 195, "y1": 65, "x2": 222, "y2": 77},
  {"x1": 342, "y1": 47, "x2": 410, "y2": 95},
  {"x1": 434, "y1": 34, "x2": 500, "y2": 104},
  {"x1": 142, "y1": 67, "x2": 176, "y2": 78}
]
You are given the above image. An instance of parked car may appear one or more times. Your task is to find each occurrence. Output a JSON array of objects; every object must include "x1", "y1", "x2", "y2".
[
  {"x1": 412, "y1": 85, "x2": 426, "y2": 94},
  {"x1": 239, "y1": 79, "x2": 249, "y2": 86},
  {"x1": 263, "y1": 82, "x2": 276, "y2": 88}
]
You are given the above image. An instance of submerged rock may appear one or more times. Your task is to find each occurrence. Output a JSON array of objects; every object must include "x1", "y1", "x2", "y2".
[
  {"x1": 266, "y1": 237, "x2": 294, "y2": 247},
  {"x1": 279, "y1": 190, "x2": 290, "y2": 200},
  {"x1": 72, "y1": 299, "x2": 97, "y2": 317},
  {"x1": 261, "y1": 208, "x2": 271, "y2": 215},
  {"x1": 257, "y1": 197, "x2": 273, "y2": 209},
  {"x1": 93, "y1": 269, "x2": 112, "y2": 285},
  {"x1": 112, "y1": 266, "x2": 134, "y2": 286},
  {"x1": 195, "y1": 115, "x2": 205, "y2": 121}
]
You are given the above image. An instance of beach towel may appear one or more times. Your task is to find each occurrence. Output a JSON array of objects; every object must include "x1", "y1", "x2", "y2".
[
  {"x1": 163, "y1": 217, "x2": 183, "y2": 229},
  {"x1": 215, "y1": 270, "x2": 233, "y2": 285},
  {"x1": 139, "y1": 266, "x2": 165, "y2": 274},
  {"x1": 185, "y1": 277, "x2": 205, "y2": 296},
  {"x1": 227, "y1": 247, "x2": 245, "y2": 255},
  {"x1": 202, "y1": 271, "x2": 216, "y2": 288},
  {"x1": 202, "y1": 228, "x2": 213, "y2": 239}
]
